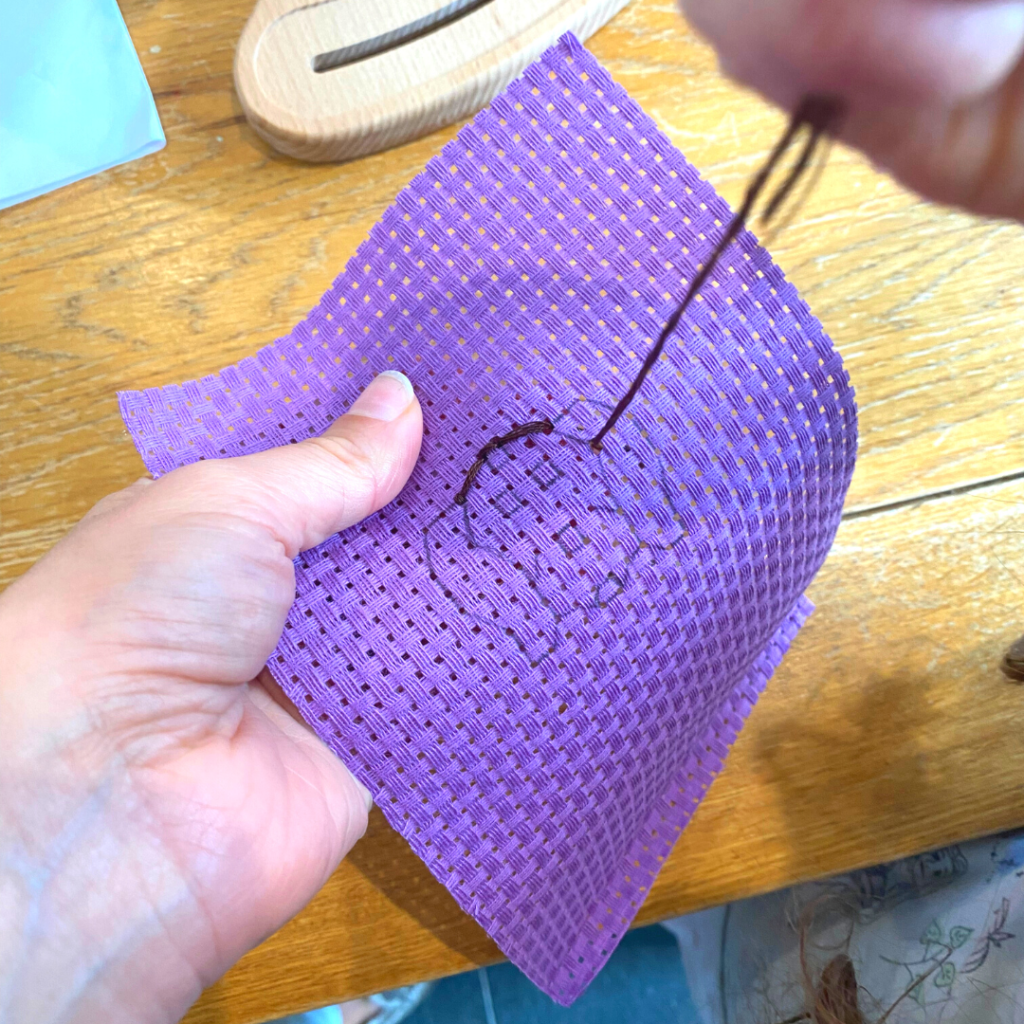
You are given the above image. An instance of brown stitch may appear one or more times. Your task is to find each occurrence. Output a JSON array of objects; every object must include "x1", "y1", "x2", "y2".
[{"x1": 455, "y1": 419, "x2": 555, "y2": 505}]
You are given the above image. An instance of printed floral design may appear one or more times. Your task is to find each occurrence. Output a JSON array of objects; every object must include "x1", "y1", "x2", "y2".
[
  {"x1": 821, "y1": 845, "x2": 970, "y2": 922},
  {"x1": 961, "y1": 898, "x2": 1015, "y2": 974},
  {"x1": 880, "y1": 897, "x2": 1016, "y2": 1013},
  {"x1": 667, "y1": 827, "x2": 1024, "y2": 1024}
]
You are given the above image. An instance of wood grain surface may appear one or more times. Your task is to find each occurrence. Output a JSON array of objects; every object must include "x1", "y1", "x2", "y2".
[{"x1": 1, "y1": 0, "x2": 1023, "y2": 1021}]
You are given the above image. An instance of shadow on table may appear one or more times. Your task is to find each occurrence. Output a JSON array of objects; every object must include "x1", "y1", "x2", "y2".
[
  {"x1": 752, "y1": 658, "x2": 944, "y2": 871},
  {"x1": 346, "y1": 808, "x2": 504, "y2": 965}
]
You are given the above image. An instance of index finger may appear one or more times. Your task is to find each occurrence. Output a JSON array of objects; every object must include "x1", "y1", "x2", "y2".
[{"x1": 680, "y1": 0, "x2": 1024, "y2": 109}]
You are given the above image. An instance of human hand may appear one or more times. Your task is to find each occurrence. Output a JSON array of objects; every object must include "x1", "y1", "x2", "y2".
[
  {"x1": 680, "y1": 0, "x2": 1024, "y2": 220},
  {"x1": 0, "y1": 371, "x2": 422, "y2": 1024}
]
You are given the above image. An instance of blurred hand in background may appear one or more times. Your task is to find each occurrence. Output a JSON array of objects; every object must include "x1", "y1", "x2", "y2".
[{"x1": 680, "y1": 0, "x2": 1024, "y2": 220}]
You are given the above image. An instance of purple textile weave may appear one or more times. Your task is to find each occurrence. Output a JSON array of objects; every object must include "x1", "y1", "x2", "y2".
[{"x1": 119, "y1": 34, "x2": 857, "y2": 1004}]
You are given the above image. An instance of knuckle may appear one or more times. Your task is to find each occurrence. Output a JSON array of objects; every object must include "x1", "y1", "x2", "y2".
[
  {"x1": 177, "y1": 457, "x2": 234, "y2": 487},
  {"x1": 168, "y1": 459, "x2": 239, "y2": 504},
  {"x1": 310, "y1": 434, "x2": 381, "y2": 494}
]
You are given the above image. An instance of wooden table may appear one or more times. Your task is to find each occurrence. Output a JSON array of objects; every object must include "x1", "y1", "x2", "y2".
[{"x1": 3, "y1": 1, "x2": 1024, "y2": 1021}]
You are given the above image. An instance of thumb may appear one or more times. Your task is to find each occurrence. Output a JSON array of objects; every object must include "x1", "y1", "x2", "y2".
[{"x1": 167, "y1": 370, "x2": 423, "y2": 556}]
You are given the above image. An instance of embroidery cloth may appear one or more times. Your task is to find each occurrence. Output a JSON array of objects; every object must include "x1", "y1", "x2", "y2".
[{"x1": 119, "y1": 34, "x2": 857, "y2": 1003}]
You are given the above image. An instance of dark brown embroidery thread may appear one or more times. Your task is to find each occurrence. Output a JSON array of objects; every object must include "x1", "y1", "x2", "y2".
[
  {"x1": 587, "y1": 94, "x2": 845, "y2": 454},
  {"x1": 454, "y1": 419, "x2": 554, "y2": 505},
  {"x1": 455, "y1": 95, "x2": 845, "y2": 504}
]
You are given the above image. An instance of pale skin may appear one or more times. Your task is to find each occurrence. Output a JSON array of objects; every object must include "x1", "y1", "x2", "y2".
[
  {"x1": 2, "y1": 7, "x2": 1022, "y2": 1023},
  {"x1": 0, "y1": 372, "x2": 422, "y2": 1024},
  {"x1": 680, "y1": 0, "x2": 1024, "y2": 218}
]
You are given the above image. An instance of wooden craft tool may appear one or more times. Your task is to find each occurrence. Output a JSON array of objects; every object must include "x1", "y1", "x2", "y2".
[{"x1": 235, "y1": 0, "x2": 630, "y2": 161}]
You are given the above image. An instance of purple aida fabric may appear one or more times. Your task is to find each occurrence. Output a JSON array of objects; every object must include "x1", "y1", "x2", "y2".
[{"x1": 119, "y1": 33, "x2": 857, "y2": 1004}]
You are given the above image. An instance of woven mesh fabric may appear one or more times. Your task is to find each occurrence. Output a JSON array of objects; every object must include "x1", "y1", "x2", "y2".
[{"x1": 118, "y1": 33, "x2": 857, "y2": 1004}]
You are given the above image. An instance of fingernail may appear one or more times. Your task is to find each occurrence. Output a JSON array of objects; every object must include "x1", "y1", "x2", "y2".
[
  {"x1": 355, "y1": 778, "x2": 374, "y2": 812},
  {"x1": 348, "y1": 371, "x2": 415, "y2": 422}
]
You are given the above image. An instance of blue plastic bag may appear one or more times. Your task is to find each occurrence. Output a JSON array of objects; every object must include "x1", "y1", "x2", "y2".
[{"x1": 0, "y1": 0, "x2": 165, "y2": 210}]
